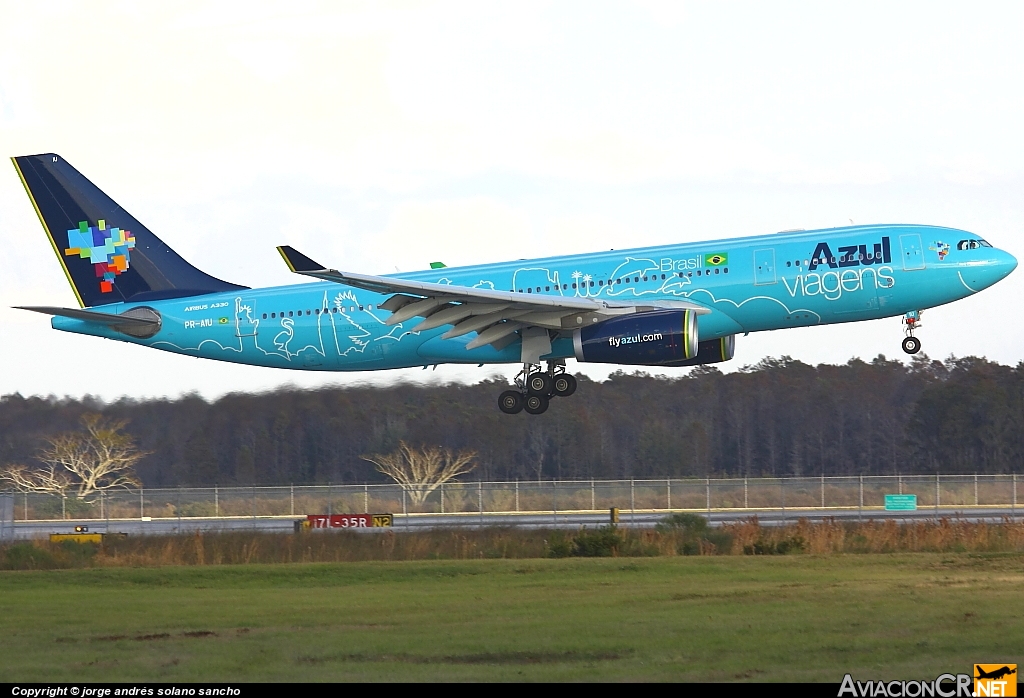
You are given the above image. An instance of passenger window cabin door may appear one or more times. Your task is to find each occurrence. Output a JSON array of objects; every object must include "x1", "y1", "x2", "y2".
[
  {"x1": 899, "y1": 234, "x2": 926, "y2": 271},
  {"x1": 753, "y1": 248, "x2": 777, "y2": 285}
]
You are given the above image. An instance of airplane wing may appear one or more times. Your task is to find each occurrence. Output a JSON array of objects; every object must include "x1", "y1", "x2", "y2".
[{"x1": 277, "y1": 246, "x2": 710, "y2": 360}]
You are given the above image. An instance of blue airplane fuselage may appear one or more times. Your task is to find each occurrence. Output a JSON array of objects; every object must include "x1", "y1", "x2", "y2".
[{"x1": 51, "y1": 223, "x2": 1017, "y2": 370}]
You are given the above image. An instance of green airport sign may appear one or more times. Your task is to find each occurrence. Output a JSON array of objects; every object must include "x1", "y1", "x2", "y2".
[{"x1": 885, "y1": 494, "x2": 917, "y2": 511}]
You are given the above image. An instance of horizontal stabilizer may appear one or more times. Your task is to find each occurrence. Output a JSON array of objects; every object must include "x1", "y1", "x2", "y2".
[{"x1": 16, "y1": 305, "x2": 159, "y2": 327}]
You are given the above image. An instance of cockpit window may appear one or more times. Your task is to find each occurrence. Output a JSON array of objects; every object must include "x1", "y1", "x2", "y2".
[{"x1": 957, "y1": 239, "x2": 990, "y2": 250}]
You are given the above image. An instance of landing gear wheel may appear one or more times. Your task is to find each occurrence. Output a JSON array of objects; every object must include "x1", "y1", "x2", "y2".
[
  {"x1": 902, "y1": 336, "x2": 921, "y2": 355},
  {"x1": 524, "y1": 394, "x2": 549, "y2": 415},
  {"x1": 552, "y1": 374, "x2": 577, "y2": 397},
  {"x1": 526, "y1": 373, "x2": 553, "y2": 396},
  {"x1": 498, "y1": 390, "x2": 524, "y2": 414}
]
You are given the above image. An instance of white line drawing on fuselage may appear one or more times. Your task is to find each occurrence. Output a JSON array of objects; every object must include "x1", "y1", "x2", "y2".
[
  {"x1": 329, "y1": 290, "x2": 373, "y2": 357},
  {"x1": 957, "y1": 271, "x2": 980, "y2": 294},
  {"x1": 253, "y1": 293, "x2": 327, "y2": 361},
  {"x1": 273, "y1": 318, "x2": 295, "y2": 354},
  {"x1": 682, "y1": 287, "x2": 822, "y2": 323},
  {"x1": 511, "y1": 267, "x2": 562, "y2": 295},
  {"x1": 153, "y1": 294, "x2": 331, "y2": 362},
  {"x1": 234, "y1": 297, "x2": 258, "y2": 338},
  {"x1": 602, "y1": 257, "x2": 670, "y2": 298}
]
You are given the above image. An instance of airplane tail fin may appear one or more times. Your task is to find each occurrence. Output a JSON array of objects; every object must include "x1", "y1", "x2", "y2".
[{"x1": 11, "y1": 153, "x2": 247, "y2": 307}]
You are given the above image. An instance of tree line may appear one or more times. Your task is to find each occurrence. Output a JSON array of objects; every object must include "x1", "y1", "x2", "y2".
[{"x1": 1, "y1": 353, "x2": 1022, "y2": 487}]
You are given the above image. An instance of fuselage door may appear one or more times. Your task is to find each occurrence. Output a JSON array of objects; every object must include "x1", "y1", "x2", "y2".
[
  {"x1": 899, "y1": 234, "x2": 926, "y2": 271},
  {"x1": 753, "y1": 248, "x2": 777, "y2": 285}
]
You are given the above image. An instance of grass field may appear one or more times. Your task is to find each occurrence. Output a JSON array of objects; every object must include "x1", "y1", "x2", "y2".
[{"x1": 1, "y1": 553, "x2": 1022, "y2": 682}]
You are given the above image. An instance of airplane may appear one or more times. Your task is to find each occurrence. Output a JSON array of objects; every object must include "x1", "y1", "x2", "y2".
[
  {"x1": 975, "y1": 666, "x2": 1016, "y2": 681},
  {"x1": 10, "y1": 153, "x2": 1018, "y2": 415}
]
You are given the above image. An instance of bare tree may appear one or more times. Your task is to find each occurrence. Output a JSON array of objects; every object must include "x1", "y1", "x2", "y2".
[
  {"x1": 0, "y1": 414, "x2": 145, "y2": 500},
  {"x1": 362, "y1": 441, "x2": 476, "y2": 506},
  {"x1": 0, "y1": 461, "x2": 73, "y2": 498}
]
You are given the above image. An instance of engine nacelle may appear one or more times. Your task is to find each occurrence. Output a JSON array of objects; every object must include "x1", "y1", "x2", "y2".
[
  {"x1": 572, "y1": 310, "x2": 698, "y2": 366},
  {"x1": 663, "y1": 335, "x2": 736, "y2": 367}
]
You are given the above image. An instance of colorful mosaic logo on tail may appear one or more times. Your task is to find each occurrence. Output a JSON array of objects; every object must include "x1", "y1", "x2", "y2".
[{"x1": 64, "y1": 220, "x2": 136, "y2": 293}]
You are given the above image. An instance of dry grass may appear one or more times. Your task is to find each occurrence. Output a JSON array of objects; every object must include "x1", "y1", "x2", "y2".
[
  {"x1": 723, "y1": 517, "x2": 1024, "y2": 555},
  {"x1": 5, "y1": 517, "x2": 1024, "y2": 570}
]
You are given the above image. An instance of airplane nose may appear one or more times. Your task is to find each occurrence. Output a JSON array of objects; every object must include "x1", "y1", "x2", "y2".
[
  {"x1": 999, "y1": 249, "x2": 1018, "y2": 277},
  {"x1": 957, "y1": 248, "x2": 1017, "y2": 292}
]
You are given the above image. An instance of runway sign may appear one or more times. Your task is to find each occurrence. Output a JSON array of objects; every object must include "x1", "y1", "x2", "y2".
[
  {"x1": 307, "y1": 514, "x2": 393, "y2": 528},
  {"x1": 884, "y1": 494, "x2": 918, "y2": 511}
]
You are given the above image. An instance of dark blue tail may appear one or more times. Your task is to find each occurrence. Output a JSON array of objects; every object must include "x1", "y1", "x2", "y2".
[{"x1": 12, "y1": 153, "x2": 247, "y2": 307}]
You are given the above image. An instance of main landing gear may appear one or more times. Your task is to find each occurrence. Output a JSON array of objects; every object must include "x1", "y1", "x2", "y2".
[
  {"x1": 498, "y1": 361, "x2": 578, "y2": 415},
  {"x1": 901, "y1": 311, "x2": 922, "y2": 355}
]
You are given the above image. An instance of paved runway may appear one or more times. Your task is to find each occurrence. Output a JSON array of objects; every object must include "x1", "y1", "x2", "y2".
[{"x1": 2, "y1": 506, "x2": 1022, "y2": 540}]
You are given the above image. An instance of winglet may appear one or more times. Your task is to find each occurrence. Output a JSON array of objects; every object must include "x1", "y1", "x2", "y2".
[{"x1": 277, "y1": 245, "x2": 327, "y2": 273}]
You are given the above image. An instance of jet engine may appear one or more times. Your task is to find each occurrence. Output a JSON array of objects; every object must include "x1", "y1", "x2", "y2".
[
  {"x1": 572, "y1": 309, "x2": 698, "y2": 366},
  {"x1": 663, "y1": 335, "x2": 736, "y2": 367}
]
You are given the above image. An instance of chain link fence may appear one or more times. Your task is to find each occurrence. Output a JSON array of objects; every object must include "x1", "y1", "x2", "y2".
[{"x1": 2, "y1": 474, "x2": 1021, "y2": 521}]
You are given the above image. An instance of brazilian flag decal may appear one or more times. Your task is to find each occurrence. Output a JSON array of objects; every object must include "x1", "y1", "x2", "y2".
[{"x1": 704, "y1": 252, "x2": 729, "y2": 267}]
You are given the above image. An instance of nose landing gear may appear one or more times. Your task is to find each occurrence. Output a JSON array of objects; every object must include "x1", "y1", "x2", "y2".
[
  {"x1": 902, "y1": 311, "x2": 922, "y2": 354},
  {"x1": 498, "y1": 361, "x2": 578, "y2": 414}
]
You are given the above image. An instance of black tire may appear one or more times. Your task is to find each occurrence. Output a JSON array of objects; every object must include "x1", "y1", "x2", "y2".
[
  {"x1": 498, "y1": 390, "x2": 524, "y2": 414},
  {"x1": 524, "y1": 394, "x2": 549, "y2": 415},
  {"x1": 526, "y1": 373, "x2": 553, "y2": 396},
  {"x1": 902, "y1": 336, "x2": 921, "y2": 355},
  {"x1": 552, "y1": 373, "x2": 577, "y2": 397}
]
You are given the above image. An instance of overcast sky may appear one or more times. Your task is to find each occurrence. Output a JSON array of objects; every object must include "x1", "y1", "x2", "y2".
[{"x1": 2, "y1": 1, "x2": 1023, "y2": 402}]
